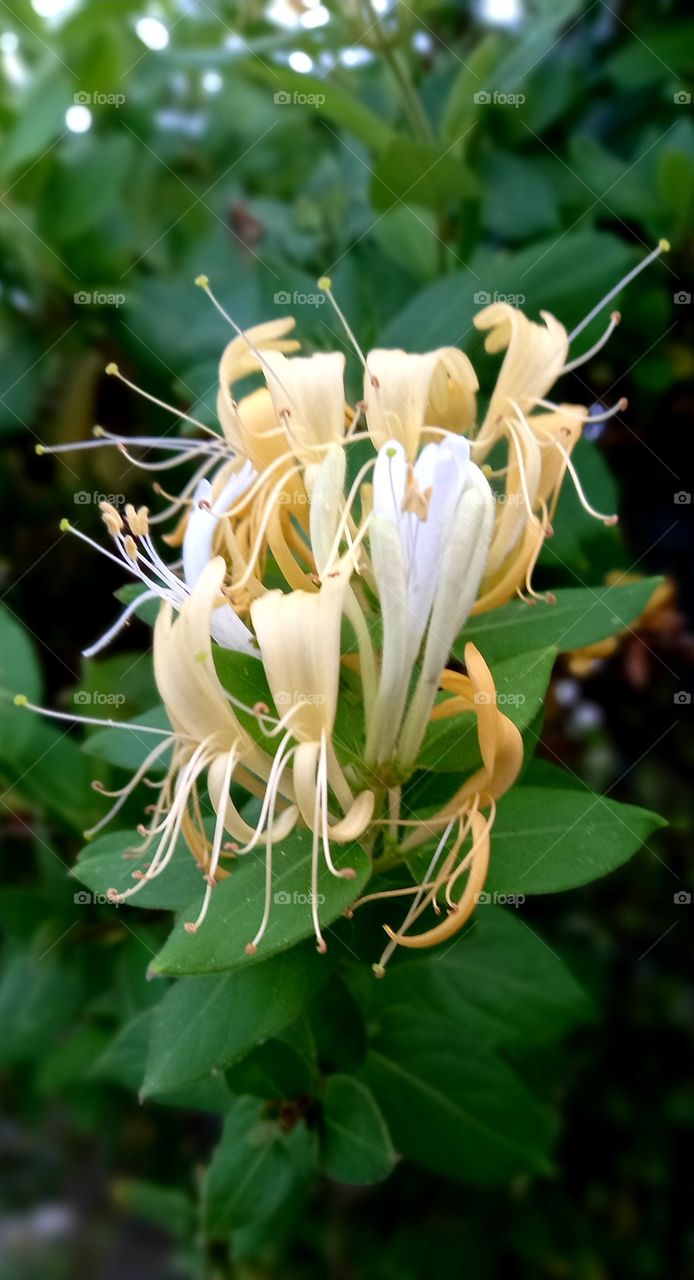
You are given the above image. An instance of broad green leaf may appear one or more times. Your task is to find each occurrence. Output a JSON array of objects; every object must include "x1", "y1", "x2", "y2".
[
  {"x1": 0, "y1": 604, "x2": 42, "y2": 756},
  {"x1": 41, "y1": 135, "x2": 132, "y2": 243},
  {"x1": 371, "y1": 205, "x2": 439, "y2": 282},
  {"x1": 382, "y1": 231, "x2": 637, "y2": 350},
  {"x1": 0, "y1": 954, "x2": 81, "y2": 1065},
  {"x1": 37, "y1": 1024, "x2": 111, "y2": 1094},
  {"x1": 0, "y1": 609, "x2": 98, "y2": 828},
  {"x1": 82, "y1": 705, "x2": 171, "y2": 770},
  {"x1": 363, "y1": 1008, "x2": 555, "y2": 1183},
  {"x1": 1, "y1": 66, "x2": 71, "y2": 176},
  {"x1": 371, "y1": 137, "x2": 477, "y2": 213},
  {"x1": 372, "y1": 906, "x2": 591, "y2": 1048},
  {"x1": 241, "y1": 62, "x2": 396, "y2": 153},
  {"x1": 142, "y1": 946, "x2": 330, "y2": 1097},
  {"x1": 203, "y1": 1097, "x2": 313, "y2": 1237},
  {"x1": 226, "y1": 1039, "x2": 314, "y2": 1101},
  {"x1": 93, "y1": 1007, "x2": 232, "y2": 1110},
  {"x1": 73, "y1": 828, "x2": 202, "y2": 911},
  {"x1": 307, "y1": 976, "x2": 367, "y2": 1073},
  {"x1": 151, "y1": 830, "x2": 372, "y2": 976},
  {"x1": 92, "y1": 1008, "x2": 154, "y2": 1093},
  {"x1": 482, "y1": 151, "x2": 560, "y2": 243},
  {"x1": 322, "y1": 1075, "x2": 396, "y2": 1186},
  {"x1": 485, "y1": 762, "x2": 666, "y2": 895},
  {"x1": 456, "y1": 579, "x2": 662, "y2": 664}
]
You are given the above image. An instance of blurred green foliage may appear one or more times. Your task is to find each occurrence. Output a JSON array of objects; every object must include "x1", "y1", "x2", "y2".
[{"x1": 1, "y1": 0, "x2": 693, "y2": 1277}]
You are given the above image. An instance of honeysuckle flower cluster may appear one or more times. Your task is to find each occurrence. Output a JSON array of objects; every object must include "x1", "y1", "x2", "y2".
[{"x1": 22, "y1": 242, "x2": 668, "y2": 971}]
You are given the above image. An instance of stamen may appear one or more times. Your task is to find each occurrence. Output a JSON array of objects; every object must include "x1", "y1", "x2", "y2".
[
  {"x1": 13, "y1": 695, "x2": 185, "y2": 737},
  {"x1": 318, "y1": 733, "x2": 356, "y2": 880},
  {"x1": 505, "y1": 408, "x2": 538, "y2": 521},
  {"x1": 246, "y1": 736, "x2": 296, "y2": 952},
  {"x1": 195, "y1": 275, "x2": 299, "y2": 411},
  {"x1": 376, "y1": 818, "x2": 456, "y2": 973},
  {"x1": 83, "y1": 736, "x2": 174, "y2": 838},
  {"x1": 185, "y1": 748, "x2": 236, "y2": 933},
  {"x1": 82, "y1": 590, "x2": 158, "y2": 659},
  {"x1": 536, "y1": 430, "x2": 618, "y2": 524},
  {"x1": 318, "y1": 276, "x2": 369, "y2": 371},
  {"x1": 104, "y1": 362, "x2": 217, "y2": 437},
  {"x1": 534, "y1": 397, "x2": 627, "y2": 424},
  {"x1": 567, "y1": 240, "x2": 669, "y2": 344},
  {"x1": 561, "y1": 311, "x2": 621, "y2": 373}
]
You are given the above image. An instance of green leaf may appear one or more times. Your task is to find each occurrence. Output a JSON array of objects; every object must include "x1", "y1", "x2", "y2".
[
  {"x1": 226, "y1": 1039, "x2": 313, "y2": 1101},
  {"x1": 0, "y1": 604, "x2": 42, "y2": 756},
  {"x1": 82, "y1": 706, "x2": 171, "y2": 770},
  {"x1": 92, "y1": 1008, "x2": 155, "y2": 1093},
  {"x1": 42, "y1": 135, "x2": 132, "y2": 243},
  {"x1": 481, "y1": 151, "x2": 560, "y2": 243},
  {"x1": 371, "y1": 137, "x2": 477, "y2": 213},
  {"x1": 151, "y1": 830, "x2": 372, "y2": 976},
  {"x1": 203, "y1": 1097, "x2": 314, "y2": 1237},
  {"x1": 1, "y1": 66, "x2": 71, "y2": 176},
  {"x1": 382, "y1": 231, "x2": 637, "y2": 350},
  {"x1": 485, "y1": 762, "x2": 667, "y2": 895},
  {"x1": 456, "y1": 579, "x2": 662, "y2": 664},
  {"x1": 240, "y1": 62, "x2": 395, "y2": 153},
  {"x1": 0, "y1": 954, "x2": 81, "y2": 1065},
  {"x1": 73, "y1": 829, "x2": 203, "y2": 911},
  {"x1": 322, "y1": 1075, "x2": 396, "y2": 1186},
  {"x1": 143, "y1": 946, "x2": 330, "y2": 1097},
  {"x1": 372, "y1": 906, "x2": 591, "y2": 1049},
  {"x1": 363, "y1": 1008, "x2": 555, "y2": 1184}
]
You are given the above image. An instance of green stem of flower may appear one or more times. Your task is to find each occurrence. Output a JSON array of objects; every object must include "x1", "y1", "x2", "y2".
[{"x1": 358, "y1": 0, "x2": 433, "y2": 144}]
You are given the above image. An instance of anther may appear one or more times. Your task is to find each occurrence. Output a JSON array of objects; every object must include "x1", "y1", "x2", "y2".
[{"x1": 184, "y1": 921, "x2": 198, "y2": 934}]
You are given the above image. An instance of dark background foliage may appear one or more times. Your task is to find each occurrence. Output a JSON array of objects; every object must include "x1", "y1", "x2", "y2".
[{"x1": 1, "y1": 0, "x2": 693, "y2": 1276}]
